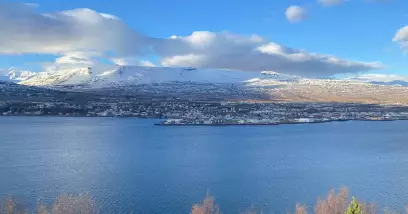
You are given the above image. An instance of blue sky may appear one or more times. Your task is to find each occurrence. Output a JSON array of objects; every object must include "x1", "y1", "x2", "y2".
[{"x1": 1, "y1": 0, "x2": 407, "y2": 78}]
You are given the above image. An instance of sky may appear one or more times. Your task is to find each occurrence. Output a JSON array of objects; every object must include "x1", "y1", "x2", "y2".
[{"x1": 0, "y1": 0, "x2": 407, "y2": 80}]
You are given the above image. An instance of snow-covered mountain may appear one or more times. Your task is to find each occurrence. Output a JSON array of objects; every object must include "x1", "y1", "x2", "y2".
[
  {"x1": 348, "y1": 73, "x2": 408, "y2": 87},
  {"x1": 370, "y1": 80, "x2": 408, "y2": 87},
  {"x1": 1, "y1": 65, "x2": 408, "y2": 104},
  {"x1": 259, "y1": 71, "x2": 300, "y2": 81},
  {"x1": 0, "y1": 68, "x2": 37, "y2": 82},
  {"x1": 18, "y1": 66, "x2": 270, "y2": 87},
  {"x1": 7, "y1": 69, "x2": 37, "y2": 81},
  {"x1": 18, "y1": 66, "x2": 309, "y2": 89},
  {"x1": 10, "y1": 65, "x2": 408, "y2": 93},
  {"x1": 16, "y1": 67, "x2": 93, "y2": 86}
]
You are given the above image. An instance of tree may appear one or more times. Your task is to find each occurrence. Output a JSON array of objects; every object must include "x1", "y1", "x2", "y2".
[{"x1": 346, "y1": 197, "x2": 363, "y2": 214}]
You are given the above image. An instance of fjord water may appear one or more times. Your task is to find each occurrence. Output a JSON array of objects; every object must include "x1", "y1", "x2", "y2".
[{"x1": 1, "y1": 117, "x2": 408, "y2": 213}]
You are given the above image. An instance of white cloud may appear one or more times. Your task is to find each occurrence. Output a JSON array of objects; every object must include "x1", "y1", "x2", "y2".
[
  {"x1": 37, "y1": 51, "x2": 101, "y2": 72},
  {"x1": 285, "y1": 6, "x2": 308, "y2": 23},
  {"x1": 317, "y1": 0, "x2": 348, "y2": 7},
  {"x1": 350, "y1": 73, "x2": 408, "y2": 82},
  {"x1": 111, "y1": 57, "x2": 156, "y2": 67},
  {"x1": 0, "y1": 2, "x2": 147, "y2": 55},
  {"x1": 139, "y1": 60, "x2": 156, "y2": 67},
  {"x1": 393, "y1": 26, "x2": 408, "y2": 52},
  {"x1": 184, "y1": 31, "x2": 217, "y2": 47},
  {"x1": 111, "y1": 57, "x2": 139, "y2": 66},
  {"x1": 0, "y1": 1, "x2": 383, "y2": 77},
  {"x1": 55, "y1": 51, "x2": 99, "y2": 66},
  {"x1": 162, "y1": 54, "x2": 205, "y2": 67},
  {"x1": 155, "y1": 32, "x2": 383, "y2": 77}
]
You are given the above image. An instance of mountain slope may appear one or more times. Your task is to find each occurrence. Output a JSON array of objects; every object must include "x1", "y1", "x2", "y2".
[
  {"x1": 18, "y1": 67, "x2": 93, "y2": 86},
  {"x1": 370, "y1": 80, "x2": 408, "y2": 87},
  {"x1": 20, "y1": 66, "x2": 263, "y2": 87},
  {"x1": 7, "y1": 69, "x2": 38, "y2": 81},
  {"x1": 13, "y1": 66, "x2": 408, "y2": 104}
]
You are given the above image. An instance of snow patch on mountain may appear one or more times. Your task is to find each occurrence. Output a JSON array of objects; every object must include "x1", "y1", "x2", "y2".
[
  {"x1": 0, "y1": 68, "x2": 37, "y2": 82},
  {"x1": 348, "y1": 73, "x2": 408, "y2": 87},
  {"x1": 7, "y1": 69, "x2": 38, "y2": 81},
  {"x1": 20, "y1": 66, "x2": 263, "y2": 87},
  {"x1": 20, "y1": 67, "x2": 93, "y2": 86},
  {"x1": 14, "y1": 66, "x2": 408, "y2": 91},
  {"x1": 245, "y1": 71, "x2": 300, "y2": 87}
]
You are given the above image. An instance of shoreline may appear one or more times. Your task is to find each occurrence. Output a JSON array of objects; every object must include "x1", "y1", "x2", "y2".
[
  {"x1": 0, "y1": 115, "x2": 403, "y2": 126},
  {"x1": 154, "y1": 119, "x2": 403, "y2": 126}
]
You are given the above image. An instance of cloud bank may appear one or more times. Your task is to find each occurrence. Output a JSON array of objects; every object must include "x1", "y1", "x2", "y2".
[
  {"x1": 111, "y1": 57, "x2": 156, "y2": 67},
  {"x1": 353, "y1": 73, "x2": 408, "y2": 82},
  {"x1": 0, "y1": 1, "x2": 383, "y2": 77},
  {"x1": 285, "y1": 6, "x2": 308, "y2": 23},
  {"x1": 393, "y1": 26, "x2": 408, "y2": 52},
  {"x1": 0, "y1": 1, "x2": 148, "y2": 55},
  {"x1": 155, "y1": 31, "x2": 382, "y2": 76}
]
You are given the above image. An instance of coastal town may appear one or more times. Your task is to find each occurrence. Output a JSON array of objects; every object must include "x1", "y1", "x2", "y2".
[
  {"x1": 153, "y1": 102, "x2": 408, "y2": 125},
  {"x1": 2, "y1": 80, "x2": 408, "y2": 126},
  {"x1": 2, "y1": 98, "x2": 408, "y2": 125}
]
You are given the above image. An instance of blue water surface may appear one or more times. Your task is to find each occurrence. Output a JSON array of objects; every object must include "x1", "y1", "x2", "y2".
[{"x1": 1, "y1": 117, "x2": 408, "y2": 213}]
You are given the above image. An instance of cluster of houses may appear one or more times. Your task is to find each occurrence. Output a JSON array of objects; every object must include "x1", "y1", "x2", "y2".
[{"x1": 2, "y1": 82, "x2": 408, "y2": 125}]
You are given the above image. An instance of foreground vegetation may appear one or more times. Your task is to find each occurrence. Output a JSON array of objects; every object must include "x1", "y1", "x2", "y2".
[
  {"x1": 1, "y1": 194, "x2": 97, "y2": 214},
  {"x1": 192, "y1": 188, "x2": 406, "y2": 214},
  {"x1": 1, "y1": 188, "x2": 408, "y2": 214}
]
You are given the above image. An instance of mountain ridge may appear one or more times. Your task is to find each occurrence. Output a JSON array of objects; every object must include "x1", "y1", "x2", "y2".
[{"x1": 3, "y1": 66, "x2": 408, "y2": 104}]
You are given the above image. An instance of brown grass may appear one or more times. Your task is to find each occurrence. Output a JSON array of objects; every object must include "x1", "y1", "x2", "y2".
[
  {"x1": 36, "y1": 203, "x2": 49, "y2": 214},
  {"x1": 361, "y1": 201, "x2": 377, "y2": 214},
  {"x1": 191, "y1": 193, "x2": 221, "y2": 214},
  {"x1": 314, "y1": 187, "x2": 349, "y2": 214},
  {"x1": 192, "y1": 188, "x2": 386, "y2": 214},
  {"x1": 1, "y1": 193, "x2": 97, "y2": 214},
  {"x1": 51, "y1": 193, "x2": 97, "y2": 214},
  {"x1": 3, "y1": 197, "x2": 26, "y2": 214},
  {"x1": 312, "y1": 188, "x2": 377, "y2": 214},
  {"x1": 294, "y1": 204, "x2": 308, "y2": 214},
  {"x1": 2, "y1": 188, "x2": 408, "y2": 214}
]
